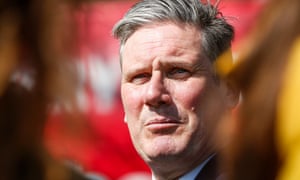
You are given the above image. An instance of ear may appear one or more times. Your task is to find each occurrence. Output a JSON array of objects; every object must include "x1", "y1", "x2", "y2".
[{"x1": 220, "y1": 79, "x2": 240, "y2": 109}]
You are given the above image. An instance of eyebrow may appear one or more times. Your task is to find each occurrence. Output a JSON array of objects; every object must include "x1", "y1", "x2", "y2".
[
  {"x1": 122, "y1": 63, "x2": 149, "y2": 79},
  {"x1": 160, "y1": 56, "x2": 212, "y2": 71}
]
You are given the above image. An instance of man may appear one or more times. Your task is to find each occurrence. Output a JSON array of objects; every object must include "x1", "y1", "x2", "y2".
[{"x1": 113, "y1": 0, "x2": 237, "y2": 179}]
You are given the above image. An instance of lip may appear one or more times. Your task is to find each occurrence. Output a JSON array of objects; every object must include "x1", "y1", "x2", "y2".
[{"x1": 145, "y1": 117, "x2": 182, "y2": 133}]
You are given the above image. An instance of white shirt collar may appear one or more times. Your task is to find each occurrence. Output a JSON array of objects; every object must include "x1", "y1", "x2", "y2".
[{"x1": 151, "y1": 154, "x2": 215, "y2": 180}]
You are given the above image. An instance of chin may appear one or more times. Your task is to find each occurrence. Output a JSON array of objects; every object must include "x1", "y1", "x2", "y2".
[{"x1": 141, "y1": 137, "x2": 185, "y2": 159}]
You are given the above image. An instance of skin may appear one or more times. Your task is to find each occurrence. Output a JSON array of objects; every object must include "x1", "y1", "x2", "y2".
[{"x1": 121, "y1": 22, "x2": 232, "y2": 179}]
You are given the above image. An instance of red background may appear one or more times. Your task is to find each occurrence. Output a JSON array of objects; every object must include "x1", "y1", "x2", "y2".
[{"x1": 45, "y1": 1, "x2": 266, "y2": 179}]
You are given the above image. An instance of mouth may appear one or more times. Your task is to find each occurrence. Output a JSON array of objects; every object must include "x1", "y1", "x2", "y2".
[{"x1": 145, "y1": 117, "x2": 182, "y2": 133}]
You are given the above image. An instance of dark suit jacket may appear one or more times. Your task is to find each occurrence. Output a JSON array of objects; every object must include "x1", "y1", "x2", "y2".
[{"x1": 195, "y1": 155, "x2": 222, "y2": 180}]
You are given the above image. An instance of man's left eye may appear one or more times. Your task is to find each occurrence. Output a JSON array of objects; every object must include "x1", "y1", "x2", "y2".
[{"x1": 168, "y1": 68, "x2": 191, "y2": 79}]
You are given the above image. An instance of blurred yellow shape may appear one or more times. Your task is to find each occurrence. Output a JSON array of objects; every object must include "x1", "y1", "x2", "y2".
[
  {"x1": 214, "y1": 49, "x2": 234, "y2": 77},
  {"x1": 277, "y1": 37, "x2": 300, "y2": 180}
]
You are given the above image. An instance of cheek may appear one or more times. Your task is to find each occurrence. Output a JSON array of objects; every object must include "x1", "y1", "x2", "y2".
[
  {"x1": 173, "y1": 80, "x2": 206, "y2": 110},
  {"x1": 121, "y1": 85, "x2": 143, "y2": 116}
]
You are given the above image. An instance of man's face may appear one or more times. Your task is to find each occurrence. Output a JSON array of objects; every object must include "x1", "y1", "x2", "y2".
[{"x1": 121, "y1": 22, "x2": 227, "y2": 166}]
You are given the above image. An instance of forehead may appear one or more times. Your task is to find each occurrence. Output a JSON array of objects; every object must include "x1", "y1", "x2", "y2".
[{"x1": 122, "y1": 22, "x2": 202, "y2": 65}]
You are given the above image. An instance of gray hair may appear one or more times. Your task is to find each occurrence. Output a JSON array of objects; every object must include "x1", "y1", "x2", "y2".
[{"x1": 113, "y1": 0, "x2": 234, "y2": 62}]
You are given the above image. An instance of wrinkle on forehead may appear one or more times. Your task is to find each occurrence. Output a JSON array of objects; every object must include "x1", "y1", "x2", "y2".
[
  {"x1": 137, "y1": 23, "x2": 200, "y2": 49},
  {"x1": 122, "y1": 22, "x2": 202, "y2": 66}
]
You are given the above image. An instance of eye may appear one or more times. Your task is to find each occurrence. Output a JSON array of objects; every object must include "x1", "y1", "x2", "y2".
[
  {"x1": 130, "y1": 73, "x2": 151, "y2": 84},
  {"x1": 168, "y1": 68, "x2": 191, "y2": 79}
]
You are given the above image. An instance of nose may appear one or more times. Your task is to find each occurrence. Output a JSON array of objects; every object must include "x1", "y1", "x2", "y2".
[{"x1": 144, "y1": 72, "x2": 171, "y2": 107}]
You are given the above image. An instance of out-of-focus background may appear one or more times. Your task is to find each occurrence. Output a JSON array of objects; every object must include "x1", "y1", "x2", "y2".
[
  {"x1": 0, "y1": 0, "x2": 269, "y2": 179},
  {"x1": 43, "y1": 0, "x2": 268, "y2": 179}
]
